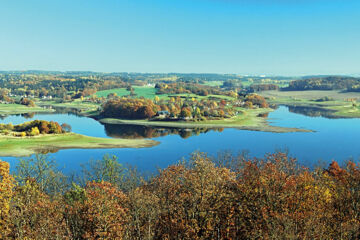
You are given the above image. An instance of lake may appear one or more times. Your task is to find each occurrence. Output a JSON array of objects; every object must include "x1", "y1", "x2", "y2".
[{"x1": 1, "y1": 106, "x2": 360, "y2": 173}]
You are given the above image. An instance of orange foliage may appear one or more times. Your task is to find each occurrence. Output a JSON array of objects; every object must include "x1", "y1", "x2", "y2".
[
  {"x1": 0, "y1": 161, "x2": 14, "y2": 238},
  {"x1": 3, "y1": 152, "x2": 360, "y2": 239}
]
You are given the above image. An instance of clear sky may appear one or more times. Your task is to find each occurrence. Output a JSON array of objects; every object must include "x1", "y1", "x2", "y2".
[{"x1": 1, "y1": 0, "x2": 359, "y2": 75}]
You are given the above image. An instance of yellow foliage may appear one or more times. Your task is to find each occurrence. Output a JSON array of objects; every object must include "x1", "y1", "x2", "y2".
[
  {"x1": 28, "y1": 127, "x2": 40, "y2": 136},
  {"x1": 154, "y1": 96, "x2": 160, "y2": 103},
  {"x1": 0, "y1": 161, "x2": 14, "y2": 238}
]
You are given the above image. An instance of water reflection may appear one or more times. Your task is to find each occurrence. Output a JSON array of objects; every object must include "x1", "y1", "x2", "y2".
[
  {"x1": 0, "y1": 106, "x2": 81, "y2": 121},
  {"x1": 36, "y1": 148, "x2": 60, "y2": 155},
  {"x1": 42, "y1": 106, "x2": 83, "y2": 116},
  {"x1": 22, "y1": 112, "x2": 36, "y2": 119},
  {"x1": 103, "y1": 123, "x2": 224, "y2": 139},
  {"x1": 286, "y1": 105, "x2": 338, "y2": 119},
  {"x1": 257, "y1": 112, "x2": 269, "y2": 118}
]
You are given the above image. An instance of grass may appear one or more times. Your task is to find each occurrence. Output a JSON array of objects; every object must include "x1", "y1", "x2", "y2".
[
  {"x1": 0, "y1": 133, "x2": 159, "y2": 157},
  {"x1": 259, "y1": 90, "x2": 360, "y2": 118},
  {"x1": 0, "y1": 104, "x2": 54, "y2": 115},
  {"x1": 100, "y1": 108, "x2": 311, "y2": 133},
  {"x1": 95, "y1": 86, "x2": 236, "y2": 101},
  {"x1": 260, "y1": 90, "x2": 360, "y2": 101},
  {"x1": 164, "y1": 93, "x2": 235, "y2": 101},
  {"x1": 330, "y1": 104, "x2": 360, "y2": 118},
  {"x1": 95, "y1": 86, "x2": 157, "y2": 99},
  {"x1": 240, "y1": 81, "x2": 254, "y2": 87},
  {"x1": 202, "y1": 81, "x2": 223, "y2": 87},
  {"x1": 37, "y1": 100, "x2": 101, "y2": 116}
]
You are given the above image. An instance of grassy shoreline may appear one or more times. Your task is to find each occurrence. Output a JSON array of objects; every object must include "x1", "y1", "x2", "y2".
[
  {"x1": 0, "y1": 133, "x2": 159, "y2": 157},
  {"x1": 271, "y1": 99, "x2": 360, "y2": 118},
  {"x1": 100, "y1": 108, "x2": 312, "y2": 133},
  {"x1": 37, "y1": 100, "x2": 101, "y2": 116},
  {"x1": 259, "y1": 90, "x2": 360, "y2": 118},
  {"x1": 0, "y1": 104, "x2": 55, "y2": 115}
]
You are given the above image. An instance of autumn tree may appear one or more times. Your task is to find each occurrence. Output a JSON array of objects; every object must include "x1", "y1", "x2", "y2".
[
  {"x1": 81, "y1": 154, "x2": 125, "y2": 187},
  {"x1": 61, "y1": 123, "x2": 72, "y2": 132},
  {"x1": 14, "y1": 154, "x2": 67, "y2": 195},
  {"x1": 180, "y1": 107, "x2": 192, "y2": 119},
  {"x1": 67, "y1": 181, "x2": 129, "y2": 239},
  {"x1": 9, "y1": 179, "x2": 68, "y2": 239},
  {"x1": 0, "y1": 160, "x2": 14, "y2": 238}
]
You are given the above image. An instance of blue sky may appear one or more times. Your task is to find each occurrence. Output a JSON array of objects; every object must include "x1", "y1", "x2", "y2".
[{"x1": 1, "y1": 0, "x2": 359, "y2": 75}]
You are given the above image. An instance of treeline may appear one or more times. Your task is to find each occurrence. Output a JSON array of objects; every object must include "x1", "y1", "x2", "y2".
[
  {"x1": 155, "y1": 82, "x2": 212, "y2": 96},
  {"x1": 286, "y1": 76, "x2": 360, "y2": 91},
  {"x1": 243, "y1": 94, "x2": 269, "y2": 108},
  {"x1": 0, "y1": 72, "x2": 137, "y2": 99},
  {"x1": 101, "y1": 96, "x2": 239, "y2": 120},
  {"x1": 250, "y1": 83, "x2": 279, "y2": 92},
  {"x1": 347, "y1": 85, "x2": 360, "y2": 92},
  {"x1": 101, "y1": 98, "x2": 158, "y2": 119},
  {"x1": 0, "y1": 120, "x2": 70, "y2": 137},
  {"x1": 155, "y1": 82, "x2": 237, "y2": 98},
  {"x1": 1, "y1": 152, "x2": 360, "y2": 239}
]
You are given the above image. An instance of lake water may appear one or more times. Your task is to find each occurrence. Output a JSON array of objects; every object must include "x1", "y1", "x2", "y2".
[{"x1": 1, "y1": 106, "x2": 360, "y2": 173}]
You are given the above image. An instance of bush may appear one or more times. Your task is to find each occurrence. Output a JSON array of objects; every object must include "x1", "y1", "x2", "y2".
[
  {"x1": 180, "y1": 108, "x2": 192, "y2": 118},
  {"x1": 27, "y1": 127, "x2": 40, "y2": 136},
  {"x1": 10, "y1": 120, "x2": 64, "y2": 135},
  {"x1": 60, "y1": 123, "x2": 72, "y2": 133},
  {"x1": 20, "y1": 98, "x2": 36, "y2": 107},
  {"x1": 102, "y1": 98, "x2": 159, "y2": 119},
  {"x1": 245, "y1": 94, "x2": 269, "y2": 108}
]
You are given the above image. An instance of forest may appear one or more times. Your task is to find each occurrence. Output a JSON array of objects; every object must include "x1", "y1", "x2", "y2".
[
  {"x1": 286, "y1": 76, "x2": 360, "y2": 91},
  {"x1": 0, "y1": 71, "x2": 134, "y2": 100},
  {"x1": 249, "y1": 84, "x2": 279, "y2": 92},
  {"x1": 0, "y1": 120, "x2": 69, "y2": 137},
  {"x1": 154, "y1": 82, "x2": 235, "y2": 97},
  {"x1": 100, "y1": 93, "x2": 268, "y2": 121},
  {"x1": 1, "y1": 151, "x2": 360, "y2": 239},
  {"x1": 0, "y1": 71, "x2": 293, "y2": 103}
]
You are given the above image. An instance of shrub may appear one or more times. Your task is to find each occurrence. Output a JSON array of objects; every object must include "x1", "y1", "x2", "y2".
[{"x1": 28, "y1": 127, "x2": 40, "y2": 136}]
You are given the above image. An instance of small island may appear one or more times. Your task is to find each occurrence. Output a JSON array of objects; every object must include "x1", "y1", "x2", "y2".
[
  {"x1": 98, "y1": 92, "x2": 311, "y2": 133},
  {"x1": 0, "y1": 120, "x2": 159, "y2": 157}
]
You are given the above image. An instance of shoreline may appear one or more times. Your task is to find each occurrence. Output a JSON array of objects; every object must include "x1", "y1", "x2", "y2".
[
  {"x1": 259, "y1": 90, "x2": 360, "y2": 118},
  {"x1": 1, "y1": 102, "x2": 314, "y2": 135},
  {"x1": 269, "y1": 101, "x2": 360, "y2": 119},
  {"x1": 0, "y1": 132, "x2": 159, "y2": 157},
  {"x1": 99, "y1": 116, "x2": 312, "y2": 133},
  {"x1": 0, "y1": 104, "x2": 55, "y2": 115}
]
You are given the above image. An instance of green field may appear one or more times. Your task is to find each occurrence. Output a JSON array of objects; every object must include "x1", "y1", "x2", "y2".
[
  {"x1": 37, "y1": 100, "x2": 100, "y2": 116},
  {"x1": 0, "y1": 104, "x2": 54, "y2": 115},
  {"x1": 163, "y1": 93, "x2": 236, "y2": 101},
  {"x1": 100, "y1": 108, "x2": 311, "y2": 133},
  {"x1": 260, "y1": 90, "x2": 360, "y2": 101},
  {"x1": 203, "y1": 81, "x2": 223, "y2": 87},
  {"x1": 95, "y1": 86, "x2": 157, "y2": 99},
  {"x1": 95, "y1": 86, "x2": 236, "y2": 101},
  {"x1": 0, "y1": 133, "x2": 159, "y2": 157}
]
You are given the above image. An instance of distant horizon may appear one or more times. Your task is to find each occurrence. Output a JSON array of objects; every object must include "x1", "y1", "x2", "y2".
[{"x1": 0, "y1": 69, "x2": 359, "y2": 78}]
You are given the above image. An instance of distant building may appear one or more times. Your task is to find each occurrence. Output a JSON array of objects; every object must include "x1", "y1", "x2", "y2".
[
  {"x1": 156, "y1": 111, "x2": 170, "y2": 117},
  {"x1": 42, "y1": 96, "x2": 53, "y2": 100}
]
